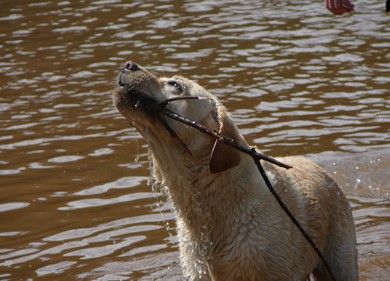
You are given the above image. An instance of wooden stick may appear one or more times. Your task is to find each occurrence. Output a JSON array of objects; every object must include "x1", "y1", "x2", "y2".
[
  {"x1": 154, "y1": 96, "x2": 210, "y2": 110},
  {"x1": 161, "y1": 109, "x2": 292, "y2": 169}
]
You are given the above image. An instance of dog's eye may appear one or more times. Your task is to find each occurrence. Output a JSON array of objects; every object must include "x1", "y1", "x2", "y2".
[{"x1": 167, "y1": 80, "x2": 183, "y2": 93}]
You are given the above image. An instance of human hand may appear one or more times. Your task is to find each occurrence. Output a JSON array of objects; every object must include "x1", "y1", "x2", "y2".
[{"x1": 325, "y1": 0, "x2": 354, "y2": 15}]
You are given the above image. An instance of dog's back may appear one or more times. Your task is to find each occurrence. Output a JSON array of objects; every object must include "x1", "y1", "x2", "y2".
[
  {"x1": 262, "y1": 156, "x2": 358, "y2": 281},
  {"x1": 177, "y1": 156, "x2": 358, "y2": 281}
]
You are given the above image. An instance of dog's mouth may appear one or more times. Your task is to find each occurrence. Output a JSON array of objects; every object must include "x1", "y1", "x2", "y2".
[
  {"x1": 117, "y1": 72, "x2": 126, "y2": 87},
  {"x1": 116, "y1": 73, "x2": 158, "y2": 112},
  {"x1": 114, "y1": 72, "x2": 184, "y2": 143}
]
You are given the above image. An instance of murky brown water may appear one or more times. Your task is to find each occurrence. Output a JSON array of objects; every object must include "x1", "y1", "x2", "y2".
[{"x1": 0, "y1": 0, "x2": 389, "y2": 280}]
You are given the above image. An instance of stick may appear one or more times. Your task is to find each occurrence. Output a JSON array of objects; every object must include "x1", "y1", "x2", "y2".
[
  {"x1": 162, "y1": 109, "x2": 292, "y2": 169},
  {"x1": 153, "y1": 96, "x2": 210, "y2": 110}
]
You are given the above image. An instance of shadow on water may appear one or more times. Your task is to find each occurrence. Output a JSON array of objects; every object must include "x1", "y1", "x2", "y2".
[{"x1": 0, "y1": 0, "x2": 388, "y2": 280}]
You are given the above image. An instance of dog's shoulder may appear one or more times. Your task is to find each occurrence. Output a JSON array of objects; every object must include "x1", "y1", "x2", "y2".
[
  {"x1": 262, "y1": 155, "x2": 341, "y2": 207},
  {"x1": 267, "y1": 156, "x2": 335, "y2": 185}
]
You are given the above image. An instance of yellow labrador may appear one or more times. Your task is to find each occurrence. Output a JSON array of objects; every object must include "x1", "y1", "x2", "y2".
[{"x1": 113, "y1": 61, "x2": 358, "y2": 281}]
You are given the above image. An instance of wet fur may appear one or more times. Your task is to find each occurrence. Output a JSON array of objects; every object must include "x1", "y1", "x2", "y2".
[{"x1": 113, "y1": 64, "x2": 358, "y2": 281}]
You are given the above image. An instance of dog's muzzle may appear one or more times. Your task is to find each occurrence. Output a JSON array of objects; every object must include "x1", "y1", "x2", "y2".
[{"x1": 118, "y1": 60, "x2": 141, "y2": 87}]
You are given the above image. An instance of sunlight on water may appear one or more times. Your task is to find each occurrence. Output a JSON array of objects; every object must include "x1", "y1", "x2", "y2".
[{"x1": 0, "y1": 0, "x2": 388, "y2": 280}]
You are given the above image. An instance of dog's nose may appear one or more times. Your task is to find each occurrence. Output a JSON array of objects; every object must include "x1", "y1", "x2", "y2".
[{"x1": 123, "y1": 61, "x2": 139, "y2": 72}]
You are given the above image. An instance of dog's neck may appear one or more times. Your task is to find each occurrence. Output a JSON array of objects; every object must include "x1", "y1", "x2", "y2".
[{"x1": 150, "y1": 149, "x2": 263, "y2": 242}]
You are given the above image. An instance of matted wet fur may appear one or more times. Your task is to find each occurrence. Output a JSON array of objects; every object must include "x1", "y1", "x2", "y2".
[{"x1": 113, "y1": 61, "x2": 358, "y2": 281}]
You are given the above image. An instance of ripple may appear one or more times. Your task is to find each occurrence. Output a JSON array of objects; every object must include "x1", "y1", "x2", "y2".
[
  {"x1": 64, "y1": 236, "x2": 145, "y2": 259},
  {"x1": 71, "y1": 70, "x2": 95, "y2": 79},
  {"x1": 120, "y1": 244, "x2": 166, "y2": 257},
  {"x1": 53, "y1": 103, "x2": 80, "y2": 109},
  {"x1": 87, "y1": 252, "x2": 181, "y2": 281},
  {"x1": 170, "y1": 48, "x2": 214, "y2": 60},
  {"x1": 0, "y1": 168, "x2": 23, "y2": 175},
  {"x1": 48, "y1": 155, "x2": 84, "y2": 163},
  {"x1": 0, "y1": 202, "x2": 30, "y2": 213},
  {"x1": 323, "y1": 53, "x2": 364, "y2": 63},
  {"x1": 150, "y1": 18, "x2": 179, "y2": 29},
  {"x1": 45, "y1": 214, "x2": 171, "y2": 242},
  {"x1": 59, "y1": 192, "x2": 157, "y2": 210},
  {"x1": 0, "y1": 248, "x2": 39, "y2": 261},
  {"x1": 75, "y1": 176, "x2": 146, "y2": 196},
  {"x1": 36, "y1": 261, "x2": 77, "y2": 277},
  {"x1": 0, "y1": 231, "x2": 26, "y2": 237},
  {"x1": 1, "y1": 240, "x2": 89, "y2": 267},
  {"x1": 12, "y1": 29, "x2": 33, "y2": 37},
  {"x1": 88, "y1": 147, "x2": 114, "y2": 157},
  {"x1": 0, "y1": 14, "x2": 23, "y2": 21},
  {"x1": 5, "y1": 122, "x2": 39, "y2": 130},
  {"x1": 239, "y1": 59, "x2": 293, "y2": 69},
  {"x1": 126, "y1": 11, "x2": 149, "y2": 18},
  {"x1": 53, "y1": 26, "x2": 88, "y2": 33},
  {"x1": 287, "y1": 46, "x2": 329, "y2": 53},
  {"x1": 257, "y1": 99, "x2": 301, "y2": 111},
  {"x1": 29, "y1": 162, "x2": 55, "y2": 169}
]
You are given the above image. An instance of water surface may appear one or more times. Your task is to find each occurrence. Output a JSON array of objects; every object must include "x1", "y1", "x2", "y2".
[{"x1": 0, "y1": 0, "x2": 389, "y2": 280}]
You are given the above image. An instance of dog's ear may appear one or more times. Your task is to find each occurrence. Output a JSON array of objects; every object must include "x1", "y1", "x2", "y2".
[{"x1": 209, "y1": 111, "x2": 241, "y2": 174}]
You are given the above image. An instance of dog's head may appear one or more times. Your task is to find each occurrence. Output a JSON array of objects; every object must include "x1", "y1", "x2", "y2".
[{"x1": 113, "y1": 61, "x2": 245, "y2": 175}]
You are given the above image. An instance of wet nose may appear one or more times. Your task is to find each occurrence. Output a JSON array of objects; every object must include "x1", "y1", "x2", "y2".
[{"x1": 123, "y1": 61, "x2": 139, "y2": 72}]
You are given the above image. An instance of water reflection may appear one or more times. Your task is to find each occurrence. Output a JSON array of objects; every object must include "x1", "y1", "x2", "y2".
[{"x1": 0, "y1": 0, "x2": 388, "y2": 280}]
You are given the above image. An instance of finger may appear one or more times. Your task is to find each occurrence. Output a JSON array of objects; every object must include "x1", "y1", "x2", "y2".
[
  {"x1": 325, "y1": 0, "x2": 331, "y2": 10},
  {"x1": 329, "y1": 0, "x2": 344, "y2": 14},
  {"x1": 334, "y1": 10, "x2": 345, "y2": 15},
  {"x1": 326, "y1": 0, "x2": 348, "y2": 15},
  {"x1": 342, "y1": 0, "x2": 354, "y2": 11},
  {"x1": 328, "y1": 0, "x2": 336, "y2": 11},
  {"x1": 335, "y1": 0, "x2": 352, "y2": 15},
  {"x1": 343, "y1": 7, "x2": 354, "y2": 13}
]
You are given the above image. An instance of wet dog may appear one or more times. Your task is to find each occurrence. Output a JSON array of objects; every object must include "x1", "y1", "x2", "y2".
[{"x1": 113, "y1": 61, "x2": 358, "y2": 281}]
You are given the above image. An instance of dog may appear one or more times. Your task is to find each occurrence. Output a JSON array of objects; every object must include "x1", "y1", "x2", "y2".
[{"x1": 113, "y1": 61, "x2": 358, "y2": 281}]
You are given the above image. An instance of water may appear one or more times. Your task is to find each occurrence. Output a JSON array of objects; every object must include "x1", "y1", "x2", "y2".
[{"x1": 0, "y1": 0, "x2": 389, "y2": 280}]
